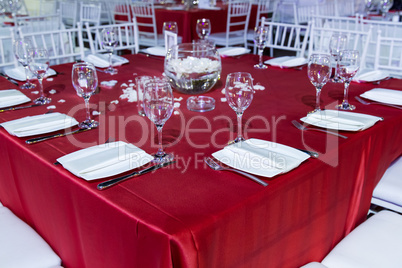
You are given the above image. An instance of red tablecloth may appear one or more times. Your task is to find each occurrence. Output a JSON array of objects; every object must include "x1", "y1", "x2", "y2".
[{"x1": 0, "y1": 54, "x2": 401, "y2": 268}]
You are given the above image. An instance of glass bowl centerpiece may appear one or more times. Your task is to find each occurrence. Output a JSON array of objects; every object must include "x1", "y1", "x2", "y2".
[{"x1": 164, "y1": 43, "x2": 221, "y2": 95}]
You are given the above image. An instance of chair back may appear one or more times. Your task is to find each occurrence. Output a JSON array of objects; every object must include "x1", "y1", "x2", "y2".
[
  {"x1": 310, "y1": 14, "x2": 361, "y2": 30},
  {"x1": 131, "y1": 2, "x2": 159, "y2": 47},
  {"x1": 261, "y1": 17, "x2": 311, "y2": 57},
  {"x1": 85, "y1": 20, "x2": 139, "y2": 55},
  {"x1": 18, "y1": 22, "x2": 85, "y2": 65},
  {"x1": 374, "y1": 31, "x2": 402, "y2": 77},
  {"x1": 335, "y1": 0, "x2": 356, "y2": 17},
  {"x1": 254, "y1": 0, "x2": 277, "y2": 27},
  {"x1": 109, "y1": 0, "x2": 132, "y2": 24},
  {"x1": 272, "y1": 0, "x2": 297, "y2": 24},
  {"x1": 224, "y1": 0, "x2": 252, "y2": 47},
  {"x1": 308, "y1": 22, "x2": 372, "y2": 68},
  {"x1": 80, "y1": 2, "x2": 102, "y2": 27},
  {"x1": 0, "y1": 28, "x2": 17, "y2": 69},
  {"x1": 16, "y1": 13, "x2": 62, "y2": 33},
  {"x1": 59, "y1": 0, "x2": 78, "y2": 28}
]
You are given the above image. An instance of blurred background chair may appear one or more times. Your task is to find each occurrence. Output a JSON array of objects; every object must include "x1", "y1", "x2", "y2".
[
  {"x1": 208, "y1": 0, "x2": 252, "y2": 48},
  {"x1": 59, "y1": 0, "x2": 78, "y2": 29},
  {"x1": 131, "y1": 2, "x2": 163, "y2": 47},
  {"x1": 0, "y1": 203, "x2": 62, "y2": 268},
  {"x1": 0, "y1": 28, "x2": 18, "y2": 71},
  {"x1": 109, "y1": 0, "x2": 132, "y2": 24}
]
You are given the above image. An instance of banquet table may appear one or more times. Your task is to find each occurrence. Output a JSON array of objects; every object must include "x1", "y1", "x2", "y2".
[{"x1": 0, "y1": 53, "x2": 402, "y2": 268}]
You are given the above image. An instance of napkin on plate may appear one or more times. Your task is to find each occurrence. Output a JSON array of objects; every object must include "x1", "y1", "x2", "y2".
[
  {"x1": 360, "y1": 88, "x2": 402, "y2": 106},
  {"x1": 4, "y1": 66, "x2": 56, "y2": 81},
  {"x1": 264, "y1": 56, "x2": 307, "y2": 68},
  {"x1": 0, "y1": 89, "x2": 31, "y2": 108},
  {"x1": 0, "y1": 112, "x2": 78, "y2": 137},
  {"x1": 212, "y1": 138, "x2": 310, "y2": 178},
  {"x1": 141, "y1": 46, "x2": 166, "y2": 56},
  {"x1": 57, "y1": 141, "x2": 154, "y2": 180},
  {"x1": 353, "y1": 69, "x2": 390, "y2": 82},
  {"x1": 300, "y1": 110, "x2": 383, "y2": 131},
  {"x1": 85, "y1": 54, "x2": 129, "y2": 68},
  {"x1": 217, "y1": 47, "x2": 250, "y2": 56}
]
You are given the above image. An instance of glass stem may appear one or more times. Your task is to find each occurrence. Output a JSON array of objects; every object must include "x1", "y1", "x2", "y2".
[
  {"x1": 315, "y1": 86, "x2": 322, "y2": 111},
  {"x1": 258, "y1": 46, "x2": 263, "y2": 66},
  {"x1": 156, "y1": 125, "x2": 164, "y2": 156},
  {"x1": 343, "y1": 81, "x2": 350, "y2": 104},
  {"x1": 334, "y1": 58, "x2": 339, "y2": 79},
  {"x1": 38, "y1": 78, "x2": 44, "y2": 98},
  {"x1": 23, "y1": 65, "x2": 29, "y2": 81},
  {"x1": 108, "y1": 51, "x2": 113, "y2": 69},
  {"x1": 236, "y1": 112, "x2": 243, "y2": 141},
  {"x1": 84, "y1": 97, "x2": 91, "y2": 122}
]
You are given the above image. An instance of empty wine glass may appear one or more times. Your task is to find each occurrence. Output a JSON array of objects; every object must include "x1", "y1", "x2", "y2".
[
  {"x1": 28, "y1": 48, "x2": 51, "y2": 105},
  {"x1": 72, "y1": 62, "x2": 99, "y2": 129},
  {"x1": 101, "y1": 27, "x2": 118, "y2": 75},
  {"x1": 13, "y1": 38, "x2": 36, "y2": 89},
  {"x1": 163, "y1": 21, "x2": 178, "y2": 34},
  {"x1": 196, "y1": 18, "x2": 211, "y2": 40},
  {"x1": 307, "y1": 54, "x2": 332, "y2": 113},
  {"x1": 225, "y1": 72, "x2": 254, "y2": 143},
  {"x1": 329, "y1": 33, "x2": 347, "y2": 83},
  {"x1": 253, "y1": 26, "x2": 269, "y2": 69},
  {"x1": 337, "y1": 50, "x2": 360, "y2": 110},
  {"x1": 380, "y1": 0, "x2": 393, "y2": 18},
  {"x1": 143, "y1": 78, "x2": 174, "y2": 163}
]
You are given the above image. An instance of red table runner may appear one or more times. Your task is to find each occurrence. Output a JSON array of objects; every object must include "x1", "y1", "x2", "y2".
[{"x1": 0, "y1": 54, "x2": 401, "y2": 267}]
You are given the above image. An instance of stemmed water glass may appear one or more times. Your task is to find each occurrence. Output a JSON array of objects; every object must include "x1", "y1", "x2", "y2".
[
  {"x1": 101, "y1": 27, "x2": 118, "y2": 75},
  {"x1": 329, "y1": 33, "x2": 347, "y2": 83},
  {"x1": 13, "y1": 38, "x2": 36, "y2": 89},
  {"x1": 143, "y1": 78, "x2": 174, "y2": 163},
  {"x1": 72, "y1": 62, "x2": 99, "y2": 129},
  {"x1": 253, "y1": 26, "x2": 269, "y2": 69},
  {"x1": 225, "y1": 72, "x2": 254, "y2": 143},
  {"x1": 380, "y1": 0, "x2": 393, "y2": 18},
  {"x1": 307, "y1": 54, "x2": 332, "y2": 113},
  {"x1": 337, "y1": 50, "x2": 360, "y2": 110},
  {"x1": 196, "y1": 18, "x2": 211, "y2": 40},
  {"x1": 28, "y1": 48, "x2": 51, "y2": 105}
]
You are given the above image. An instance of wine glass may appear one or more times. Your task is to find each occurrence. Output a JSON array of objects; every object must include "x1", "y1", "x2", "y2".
[
  {"x1": 13, "y1": 38, "x2": 36, "y2": 89},
  {"x1": 28, "y1": 48, "x2": 51, "y2": 105},
  {"x1": 225, "y1": 72, "x2": 254, "y2": 143},
  {"x1": 143, "y1": 78, "x2": 174, "y2": 163},
  {"x1": 337, "y1": 50, "x2": 360, "y2": 111},
  {"x1": 72, "y1": 62, "x2": 99, "y2": 129},
  {"x1": 163, "y1": 21, "x2": 178, "y2": 35},
  {"x1": 253, "y1": 26, "x2": 269, "y2": 69},
  {"x1": 101, "y1": 27, "x2": 118, "y2": 75},
  {"x1": 380, "y1": 0, "x2": 393, "y2": 18},
  {"x1": 196, "y1": 18, "x2": 211, "y2": 40},
  {"x1": 307, "y1": 54, "x2": 332, "y2": 113},
  {"x1": 329, "y1": 33, "x2": 347, "y2": 83}
]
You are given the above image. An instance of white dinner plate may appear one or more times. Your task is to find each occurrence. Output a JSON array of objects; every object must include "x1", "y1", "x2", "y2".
[
  {"x1": 84, "y1": 54, "x2": 129, "y2": 68},
  {"x1": 141, "y1": 46, "x2": 166, "y2": 57},
  {"x1": 0, "y1": 89, "x2": 31, "y2": 108},
  {"x1": 353, "y1": 69, "x2": 390, "y2": 83},
  {"x1": 360, "y1": 88, "x2": 402, "y2": 106},
  {"x1": 4, "y1": 67, "x2": 57, "y2": 82},
  {"x1": 218, "y1": 47, "x2": 250, "y2": 57},
  {"x1": 264, "y1": 56, "x2": 308, "y2": 68},
  {"x1": 212, "y1": 138, "x2": 310, "y2": 178},
  {"x1": 300, "y1": 110, "x2": 383, "y2": 132}
]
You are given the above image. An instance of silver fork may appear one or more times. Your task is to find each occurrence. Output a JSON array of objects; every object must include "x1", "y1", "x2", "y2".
[
  {"x1": 204, "y1": 157, "x2": 268, "y2": 187},
  {"x1": 292, "y1": 120, "x2": 348, "y2": 139},
  {"x1": 355, "y1": 96, "x2": 402, "y2": 110}
]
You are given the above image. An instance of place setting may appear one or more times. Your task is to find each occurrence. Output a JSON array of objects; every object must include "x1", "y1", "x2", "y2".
[{"x1": 205, "y1": 72, "x2": 315, "y2": 187}]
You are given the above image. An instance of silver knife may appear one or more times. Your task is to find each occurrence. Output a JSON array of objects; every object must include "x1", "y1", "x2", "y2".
[
  {"x1": 0, "y1": 103, "x2": 43, "y2": 113},
  {"x1": 297, "y1": 149, "x2": 319, "y2": 158},
  {"x1": 97, "y1": 161, "x2": 175, "y2": 190},
  {"x1": 0, "y1": 73, "x2": 19, "y2": 86},
  {"x1": 25, "y1": 127, "x2": 94, "y2": 144}
]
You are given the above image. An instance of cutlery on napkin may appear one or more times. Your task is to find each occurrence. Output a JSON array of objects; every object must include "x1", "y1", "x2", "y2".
[
  {"x1": 0, "y1": 89, "x2": 31, "y2": 109},
  {"x1": 0, "y1": 112, "x2": 78, "y2": 137},
  {"x1": 360, "y1": 88, "x2": 402, "y2": 106},
  {"x1": 300, "y1": 110, "x2": 383, "y2": 132},
  {"x1": 57, "y1": 141, "x2": 154, "y2": 181},
  {"x1": 212, "y1": 138, "x2": 310, "y2": 178}
]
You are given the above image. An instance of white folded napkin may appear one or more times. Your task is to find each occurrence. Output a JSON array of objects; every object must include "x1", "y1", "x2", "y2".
[
  {"x1": 353, "y1": 69, "x2": 390, "y2": 82},
  {"x1": 264, "y1": 56, "x2": 307, "y2": 68},
  {"x1": 142, "y1": 46, "x2": 166, "y2": 56},
  {"x1": 0, "y1": 112, "x2": 78, "y2": 137},
  {"x1": 0, "y1": 89, "x2": 31, "y2": 108},
  {"x1": 57, "y1": 141, "x2": 154, "y2": 180},
  {"x1": 300, "y1": 110, "x2": 382, "y2": 131},
  {"x1": 360, "y1": 88, "x2": 402, "y2": 106},
  {"x1": 212, "y1": 138, "x2": 310, "y2": 178},
  {"x1": 4, "y1": 67, "x2": 56, "y2": 81},
  {"x1": 85, "y1": 54, "x2": 129, "y2": 68},
  {"x1": 217, "y1": 47, "x2": 250, "y2": 56}
]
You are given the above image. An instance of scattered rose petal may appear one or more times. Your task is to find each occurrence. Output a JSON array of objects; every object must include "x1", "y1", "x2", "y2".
[
  {"x1": 174, "y1": 102, "x2": 180, "y2": 108},
  {"x1": 92, "y1": 111, "x2": 101, "y2": 116},
  {"x1": 49, "y1": 89, "x2": 57, "y2": 94},
  {"x1": 221, "y1": 98, "x2": 227, "y2": 102},
  {"x1": 110, "y1": 100, "x2": 119, "y2": 105},
  {"x1": 119, "y1": 87, "x2": 137, "y2": 102},
  {"x1": 47, "y1": 105, "x2": 56, "y2": 109},
  {"x1": 174, "y1": 110, "x2": 180, "y2": 115},
  {"x1": 129, "y1": 83, "x2": 135, "y2": 87},
  {"x1": 46, "y1": 78, "x2": 54, "y2": 81},
  {"x1": 58, "y1": 99, "x2": 66, "y2": 103},
  {"x1": 174, "y1": 97, "x2": 183, "y2": 101},
  {"x1": 253, "y1": 85, "x2": 265, "y2": 90},
  {"x1": 221, "y1": 88, "x2": 226, "y2": 94},
  {"x1": 31, "y1": 91, "x2": 39, "y2": 94},
  {"x1": 121, "y1": 83, "x2": 128, "y2": 87}
]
